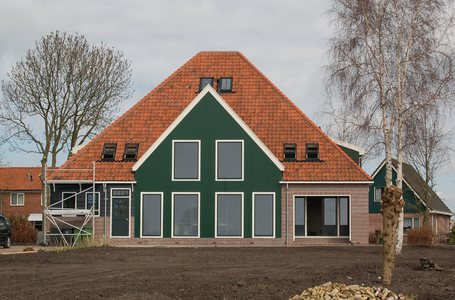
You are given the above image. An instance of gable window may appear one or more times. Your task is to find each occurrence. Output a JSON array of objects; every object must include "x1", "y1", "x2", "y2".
[
  {"x1": 253, "y1": 193, "x2": 275, "y2": 238},
  {"x1": 216, "y1": 140, "x2": 243, "y2": 181},
  {"x1": 216, "y1": 193, "x2": 243, "y2": 237},
  {"x1": 102, "y1": 143, "x2": 117, "y2": 161},
  {"x1": 62, "y1": 192, "x2": 76, "y2": 209},
  {"x1": 374, "y1": 187, "x2": 384, "y2": 202},
  {"x1": 306, "y1": 143, "x2": 319, "y2": 161},
  {"x1": 11, "y1": 193, "x2": 24, "y2": 206},
  {"x1": 283, "y1": 143, "x2": 297, "y2": 161},
  {"x1": 123, "y1": 143, "x2": 139, "y2": 161},
  {"x1": 173, "y1": 140, "x2": 200, "y2": 180},
  {"x1": 218, "y1": 77, "x2": 233, "y2": 93},
  {"x1": 86, "y1": 192, "x2": 100, "y2": 216},
  {"x1": 199, "y1": 77, "x2": 214, "y2": 91},
  {"x1": 172, "y1": 193, "x2": 199, "y2": 237},
  {"x1": 141, "y1": 193, "x2": 163, "y2": 238}
]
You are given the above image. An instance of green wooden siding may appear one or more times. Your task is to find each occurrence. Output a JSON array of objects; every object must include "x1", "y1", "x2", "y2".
[
  {"x1": 338, "y1": 145, "x2": 362, "y2": 167},
  {"x1": 135, "y1": 93, "x2": 282, "y2": 238},
  {"x1": 369, "y1": 165, "x2": 421, "y2": 214}
]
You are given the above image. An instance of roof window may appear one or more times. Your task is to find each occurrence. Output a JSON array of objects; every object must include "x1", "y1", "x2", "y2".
[
  {"x1": 123, "y1": 143, "x2": 139, "y2": 161},
  {"x1": 283, "y1": 143, "x2": 297, "y2": 161},
  {"x1": 101, "y1": 143, "x2": 117, "y2": 161},
  {"x1": 306, "y1": 143, "x2": 319, "y2": 161},
  {"x1": 199, "y1": 77, "x2": 214, "y2": 91},
  {"x1": 218, "y1": 77, "x2": 233, "y2": 93}
]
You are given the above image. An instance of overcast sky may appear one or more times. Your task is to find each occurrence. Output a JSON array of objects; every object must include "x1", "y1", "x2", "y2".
[{"x1": 1, "y1": 0, "x2": 454, "y2": 213}]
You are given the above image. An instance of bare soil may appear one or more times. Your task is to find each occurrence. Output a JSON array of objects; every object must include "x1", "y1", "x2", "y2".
[{"x1": 1, "y1": 245, "x2": 454, "y2": 300}]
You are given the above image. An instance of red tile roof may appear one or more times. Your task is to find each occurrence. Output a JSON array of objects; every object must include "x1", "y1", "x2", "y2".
[
  {"x1": 0, "y1": 167, "x2": 42, "y2": 191},
  {"x1": 49, "y1": 51, "x2": 372, "y2": 182}
]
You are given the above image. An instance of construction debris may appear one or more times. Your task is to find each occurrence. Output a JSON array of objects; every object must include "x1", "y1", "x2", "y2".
[{"x1": 290, "y1": 282, "x2": 410, "y2": 300}]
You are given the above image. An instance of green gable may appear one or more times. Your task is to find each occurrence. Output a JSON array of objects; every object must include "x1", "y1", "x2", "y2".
[
  {"x1": 134, "y1": 91, "x2": 282, "y2": 238},
  {"x1": 369, "y1": 164, "x2": 422, "y2": 214}
]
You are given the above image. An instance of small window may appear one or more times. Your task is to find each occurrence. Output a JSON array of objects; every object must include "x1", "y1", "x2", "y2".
[
  {"x1": 123, "y1": 143, "x2": 139, "y2": 161},
  {"x1": 86, "y1": 192, "x2": 100, "y2": 216},
  {"x1": 404, "y1": 217, "x2": 420, "y2": 233},
  {"x1": 218, "y1": 77, "x2": 233, "y2": 93},
  {"x1": 62, "y1": 192, "x2": 76, "y2": 209},
  {"x1": 253, "y1": 193, "x2": 275, "y2": 238},
  {"x1": 199, "y1": 77, "x2": 214, "y2": 91},
  {"x1": 11, "y1": 193, "x2": 24, "y2": 206},
  {"x1": 216, "y1": 140, "x2": 243, "y2": 180},
  {"x1": 173, "y1": 141, "x2": 200, "y2": 181},
  {"x1": 283, "y1": 143, "x2": 297, "y2": 161},
  {"x1": 374, "y1": 187, "x2": 384, "y2": 202},
  {"x1": 102, "y1": 143, "x2": 117, "y2": 161},
  {"x1": 306, "y1": 143, "x2": 319, "y2": 161}
]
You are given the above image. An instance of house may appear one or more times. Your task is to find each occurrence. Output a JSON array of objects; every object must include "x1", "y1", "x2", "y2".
[
  {"x1": 47, "y1": 51, "x2": 373, "y2": 246},
  {"x1": 369, "y1": 159, "x2": 452, "y2": 239},
  {"x1": 0, "y1": 167, "x2": 43, "y2": 230}
]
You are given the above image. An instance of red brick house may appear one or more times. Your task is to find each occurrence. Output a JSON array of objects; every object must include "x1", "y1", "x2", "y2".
[
  {"x1": 0, "y1": 167, "x2": 43, "y2": 230},
  {"x1": 47, "y1": 51, "x2": 373, "y2": 246}
]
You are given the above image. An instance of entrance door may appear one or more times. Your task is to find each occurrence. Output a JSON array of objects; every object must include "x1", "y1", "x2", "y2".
[{"x1": 111, "y1": 189, "x2": 130, "y2": 237}]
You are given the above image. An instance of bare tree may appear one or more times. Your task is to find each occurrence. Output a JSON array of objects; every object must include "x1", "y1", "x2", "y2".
[
  {"x1": 1, "y1": 31, "x2": 133, "y2": 176},
  {"x1": 324, "y1": 0, "x2": 455, "y2": 284},
  {"x1": 403, "y1": 107, "x2": 453, "y2": 225}
]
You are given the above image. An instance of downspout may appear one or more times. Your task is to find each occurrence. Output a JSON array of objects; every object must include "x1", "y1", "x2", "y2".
[
  {"x1": 103, "y1": 183, "x2": 107, "y2": 243},
  {"x1": 286, "y1": 183, "x2": 289, "y2": 246},
  {"x1": 1, "y1": 192, "x2": 3, "y2": 214}
]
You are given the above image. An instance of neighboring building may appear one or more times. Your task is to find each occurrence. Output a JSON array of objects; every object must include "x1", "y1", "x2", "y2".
[
  {"x1": 369, "y1": 159, "x2": 452, "y2": 239},
  {"x1": 47, "y1": 51, "x2": 372, "y2": 246},
  {"x1": 0, "y1": 167, "x2": 43, "y2": 230}
]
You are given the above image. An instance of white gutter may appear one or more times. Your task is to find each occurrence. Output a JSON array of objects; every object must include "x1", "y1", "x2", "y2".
[
  {"x1": 47, "y1": 180, "x2": 137, "y2": 184},
  {"x1": 430, "y1": 210, "x2": 454, "y2": 216},
  {"x1": 286, "y1": 183, "x2": 289, "y2": 246}
]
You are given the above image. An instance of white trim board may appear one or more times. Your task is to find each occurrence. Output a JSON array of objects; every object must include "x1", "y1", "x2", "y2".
[{"x1": 132, "y1": 85, "x2": 284, "y2": 172}]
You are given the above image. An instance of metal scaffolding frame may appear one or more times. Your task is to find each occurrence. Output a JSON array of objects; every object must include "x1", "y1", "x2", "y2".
[{"x1": 44, "y1": 162, "x2": 96, "y2": 247}]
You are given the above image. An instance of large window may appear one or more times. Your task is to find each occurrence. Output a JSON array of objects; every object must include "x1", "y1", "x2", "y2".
[
  {"x1": 216, "y1": 193, "x2": 243, "y2": 237},
  {"x1": 86, "y1": 192, "x2": 100, "y2": 216},
  {"x1": 172, "y1": 193, "x2": 199, "y2": 237},
  {"x1": 62, "y1": 192, "x2": 76, "y2": 209},
  {"x1": 141, "y1": 193, "x2": 163, "y2": 237},
  {"x1": 404, "y1": 217, "x2": 420, "y2": 233},
  {"x1": 10, "y1": 193, "x2": 24, "y2": 206},
  {"x1": 294, "y1": 196, "x2": 350, "y2": 237},
  {"x1": 173, "y1": 141, "x2": 200, "y2": 181},
  {"x1": 216, "y1": 140, "x2": 243, "y2": 180},
  {"x1": 253, "y1": 193, "x2": 275, "y2": 238}
]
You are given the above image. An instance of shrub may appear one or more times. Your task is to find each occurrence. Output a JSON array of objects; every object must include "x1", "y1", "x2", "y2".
[
  {"x1": 6, "y1": 214, "x2": 38, "y2": 244},
  {"x1": 447, "y1": 223, "x2": 455, "y2": 244},
  {"x1": 407, "y1": 226, "x2": 434, "y2": 246}
]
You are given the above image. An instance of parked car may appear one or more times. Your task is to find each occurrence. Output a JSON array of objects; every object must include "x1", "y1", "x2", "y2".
[{"x1": 0, "y1": 214, "x2": 12, "y2": 248}]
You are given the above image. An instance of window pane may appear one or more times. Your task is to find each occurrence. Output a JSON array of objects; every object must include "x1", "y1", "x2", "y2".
[
  {"x1": 217, "y1": 142, "x2": 242, "y2": 179},
  {"x1": 63, "y1": 193, "x2": 76, "y2": 209},
  {"x1": 142, "y1": 194, "x2": 161, "y2": 236},
  {"x1": 86, "y1": 193, "x2": 99, "y2": 211},
  {"x1": 217, "y1": 194, "x2": 242, "y2": 236},
  {"x1": 174, "y1": 194, "x2": 198, "y2": 236},
  {"x1": 11, "y1": 194, "x2": 17, "y2": 205},
  {"x1": 339, "y1": 197, "x2": 349, "y2": 236},
  {"x1": 18, "y1": 194, "x2": 24, "y2": 205},
  {"x1": 403, "y1": 218, "x2": 412, "y2": 233},
  {"x1": 324, "y1": 198, "x2": 337, "y2": 226},
  {"x1": 254, "y1": 194, "x2": 273, "y2": 237},
  {"x1": 414, "y1": 218, "x2": 420, "y2": 228},
  {"x1": 295, "y1": 197, "x2": 305, "y2": 236},
  {"x1": 174, "y1": 142, "x2": 199, "y2": 179}
]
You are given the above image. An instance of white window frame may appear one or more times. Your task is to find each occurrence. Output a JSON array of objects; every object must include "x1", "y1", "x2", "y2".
[
  {"x1": 85, "y1": 192, "x2": 100, "y2": 216},
  {"x1": 171, "y1": 192, "x2": 200, "y2": 238},
  {"x1": 140, "y1": 192, "x2": 163, "y2": 238},
  {"x1": 374, "y1": 187, "x2": 384, "y2": 202},
  {"x1": 172, "y1": 140, "x2": 201, "y2": 181},
  {"x1": 215, "y1": 192, "x2": 244, "y2": 238},
  {"x1": 62, "y1": 192, "x2": 77, "y2": 209},
  {"x1": 252, "y1": 192, "x2": 275, "y2": 238},
  {"x1": 110, "y1": 188, "x2": 131, "y2": 239},
  {"x1": 10, "y1": 192, "x2": 24, "y2": 206},
  {"x1": 293, "y1": 195, "x2": 351, "y2": 240},
  {"x1": 215, "y1": 140, "x2": 244, "y2": 181}
]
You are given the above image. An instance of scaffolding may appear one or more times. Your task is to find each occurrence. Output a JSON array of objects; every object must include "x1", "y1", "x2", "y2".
[{"x1": 43, "y1": 162, "x2": 97, "y2": 247}]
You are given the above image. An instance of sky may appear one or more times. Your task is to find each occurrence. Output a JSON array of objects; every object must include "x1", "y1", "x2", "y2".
[{"x1": 0, "y1": 0, "x2": 454, "y2": 213}]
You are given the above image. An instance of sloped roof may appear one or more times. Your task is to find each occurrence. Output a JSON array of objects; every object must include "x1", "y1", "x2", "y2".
[
  {"x1": 49, "y1": 51, "x2": 371, "y2": 182},
  {"x1": 0, "y1": 167, "x2": 42, "y2": 191},
  {"x1": 392, "y1": 159, "x2": 452, "y2": 215}
]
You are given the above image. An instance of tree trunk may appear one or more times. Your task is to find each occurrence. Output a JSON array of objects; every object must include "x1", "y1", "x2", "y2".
[{"x1": 381, "y1": 186, "x2": 404, "y2": 285}]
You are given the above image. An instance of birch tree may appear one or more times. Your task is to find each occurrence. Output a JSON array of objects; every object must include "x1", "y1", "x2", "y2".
[{"x1": 324, "y1": 0, "x2": 455, "y2": 284}]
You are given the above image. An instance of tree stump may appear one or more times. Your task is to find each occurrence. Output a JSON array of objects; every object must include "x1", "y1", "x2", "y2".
[{"x1": 380, "y1": 186, "x2": 404, "y2": 285}]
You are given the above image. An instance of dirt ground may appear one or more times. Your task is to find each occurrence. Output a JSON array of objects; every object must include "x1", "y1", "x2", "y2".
[{"x1": 1, "y1": 245, "x2": 454, "y2": 300}]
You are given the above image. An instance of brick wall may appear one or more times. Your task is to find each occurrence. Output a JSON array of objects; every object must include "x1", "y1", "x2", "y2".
[{"x1": 0, "y1": 191, "x2": 42, "y2": 217}]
